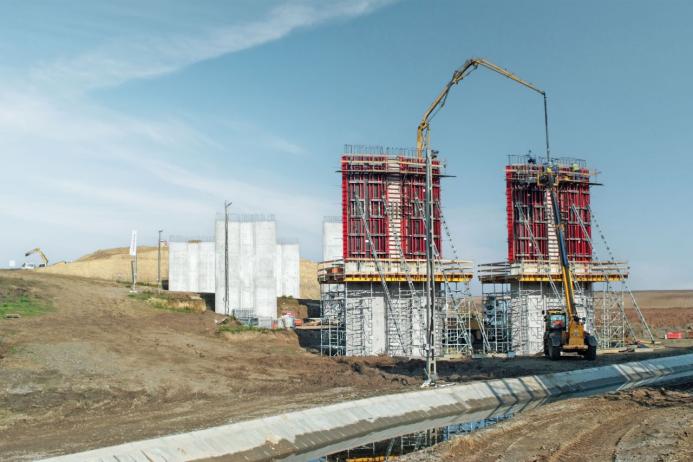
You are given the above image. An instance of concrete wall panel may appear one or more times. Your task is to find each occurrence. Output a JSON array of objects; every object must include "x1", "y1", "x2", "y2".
[
  {"x1": 322, "y1": 219, "x2": 343, "y2": 262},
  {"x1": 275, "y1": 244, "x2": 300, "y2": 298},
  {"x1": 215, "y1": 218, "x2": 277, "y2": 320},
  {"x1": 168, "y1": 242, "x2": 215, "y2": 293}
]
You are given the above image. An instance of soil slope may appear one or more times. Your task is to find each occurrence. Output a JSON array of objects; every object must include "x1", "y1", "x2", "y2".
[
  {"x1": 403, "y1": 387, "x2": 693, "y2": 462},
  {"x1": 0, "y1": 271, "x2": 405, "y2": 460},
  {"x1": 36, "y1": 246, "x2": 321, "y2": 299},
  {"x1": 1, "y1": 271, "x2": 690, "y2": 461},
  {"x1": 38, "y1": 246, "x2": 167, "y2": 285}
]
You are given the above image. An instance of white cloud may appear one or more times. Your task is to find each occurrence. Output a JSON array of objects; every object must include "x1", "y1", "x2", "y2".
[
  {"x1": 223, "y1": 119, "x2": 306, "y2": 156},
  {"x1": 0, "y1": 1, "x2": 394, "y2": 264},
  {"x1": 141, "y1": 158, "x2": 331, "y2": 234},
  {"x1": 29, "y1": 0, "x2": 394, "y2": 91}
]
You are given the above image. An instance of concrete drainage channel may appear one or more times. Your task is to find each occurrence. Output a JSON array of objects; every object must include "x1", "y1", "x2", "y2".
[{"x1": 42, "y1": 353, "x2": 693, "y2": 462}]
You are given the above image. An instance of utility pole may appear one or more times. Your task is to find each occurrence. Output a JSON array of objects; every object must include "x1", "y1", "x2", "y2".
[
  {"x1": 157, "y1": 229, "x2": 163, "y2": 291},
  {"x1": 224, "y1": 201, "x2": 232, "y2": 316},
  {"x1": 543, "y1": 94, "x2": 551, "y2": 162},
  {"x1": 424, "y1": 149, "x2": 437, "y2": 385},
  {"x1": 129, "y1": 230, "x2": 138, "y2": 293}
]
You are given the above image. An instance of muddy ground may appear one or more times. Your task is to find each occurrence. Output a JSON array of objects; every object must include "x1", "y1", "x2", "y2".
[
  {"x1": 0, "y1": 271, "x2": 691, "y2": 461},
  {"x1": 403, "y1": 386, "x2": 693, "y2": 462}
]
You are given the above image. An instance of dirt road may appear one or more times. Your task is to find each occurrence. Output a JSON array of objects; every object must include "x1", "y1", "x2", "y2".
[
  {"x1": 403, "y1": 386, "x2": 693, "y2": 462},
  {"x1": 1, "y1": 271, "x2": 690, "y2": 461}
]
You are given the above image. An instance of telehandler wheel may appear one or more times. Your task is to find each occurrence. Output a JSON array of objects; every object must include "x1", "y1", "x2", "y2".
[
  {"x1": 585, "y1": 343, "x2": 597, "y2": 360},
  {"x1": 548, "y1": 343, "x2": 561, "y2": 360}
]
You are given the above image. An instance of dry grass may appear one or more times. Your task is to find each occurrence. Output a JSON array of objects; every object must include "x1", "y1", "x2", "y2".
[
  {"x1": 37, "y1": 247, "x2": 321, "y2": 300},
  {"x1": 300, "y1": 259, "x2": 319, "y2": 299},
  {"x1": 39, "y1": 246, "x2": 168, "y2": 285},
  {"x1": 627, "y1": 290, "x2": 693, "y2": 310}
]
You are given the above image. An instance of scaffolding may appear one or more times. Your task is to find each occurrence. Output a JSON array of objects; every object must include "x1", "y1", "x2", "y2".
[
  {"x1": 575, "y1": 205, "x2": 655, "y2": 347},
  {"x1": 480, "y1": 184, "x2": 596, "y2": 356},
  {"x1": 320, "y1": 147, "x2": 473, "y2": 358},
  {"x1": 480, "y1": 155, "x2": 653, "y2": 355},
  {"x1": 319, "y1": 283, "x2": 346, "y2": 356},
  {"x1": 417, "y1": 200, "x2": 489, "y2": 357}
]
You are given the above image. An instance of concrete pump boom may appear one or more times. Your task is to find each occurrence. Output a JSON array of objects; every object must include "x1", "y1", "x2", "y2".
[{"x1": 416, "y1": 57, "x2": 550, "y2": 160}]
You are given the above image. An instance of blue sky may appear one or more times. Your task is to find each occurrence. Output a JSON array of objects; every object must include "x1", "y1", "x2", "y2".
[{"x1": 1, "y1": 0, "x2": 691, "y2": 289}]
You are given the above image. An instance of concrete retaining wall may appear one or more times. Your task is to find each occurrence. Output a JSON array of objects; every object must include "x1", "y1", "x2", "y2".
[
  {"x1": 214, "y1": 217, "x2": 277, "y2": 322},
  {"x1": 40, "y1": 353, "x2": 693, "y2": 462},
  {"x1": 322, "y1": 218, "x2": 343, "y2": 262},
  {"x1": 168, "y1": 242, "x2": 215, "y2": 294},
  {"x1": 275, "y1": 243, "x2": 300, "y2": 298}
]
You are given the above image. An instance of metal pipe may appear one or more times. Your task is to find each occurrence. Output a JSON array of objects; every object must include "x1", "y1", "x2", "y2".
[
  {"x1": 224, "y1": 201, "x2": 232, "y2": 316},
  {"x1": 424, "y1": 149, "x2": 437, "y2": 385}
]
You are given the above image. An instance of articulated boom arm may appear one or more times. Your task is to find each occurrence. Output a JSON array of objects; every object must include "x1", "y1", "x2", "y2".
[
  {"x1": 416, "y1": 57, "x2": 549, "y2": 158},
  {"x1": 25, "y1": 247, "x2": 48, "y2": 266},
  {"x1": 548, "y1": 188, "x2": 578, "y2": 322}
]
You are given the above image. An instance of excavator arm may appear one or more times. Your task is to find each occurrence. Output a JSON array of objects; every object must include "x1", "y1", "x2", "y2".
[
  {"x1": 416, "y1": 57, "x2": 549, "y2": 158},
  {"x1": 25, "y1": 247, "x2": 48, "y2": 266}
]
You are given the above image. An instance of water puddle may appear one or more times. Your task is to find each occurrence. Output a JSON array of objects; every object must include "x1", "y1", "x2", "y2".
[
  {"x1": 314, "y1": 413, "x2": 515, "y2": 461},
  {"x1": 275, "y1": 361, "x2": 693, "y2": 462}
]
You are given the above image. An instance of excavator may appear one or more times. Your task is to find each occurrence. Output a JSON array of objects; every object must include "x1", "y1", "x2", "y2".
[
  {"x1": 539, "y1": 168, "x2": 598, "y2": 360},
  {"x1": 25, "y1": 247, "x2": 49, "y2": 268}
]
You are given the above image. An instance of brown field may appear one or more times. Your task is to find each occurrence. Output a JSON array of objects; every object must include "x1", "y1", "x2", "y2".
[
  {"x1": 627, "y1": 290, "x2": 693, "y2": 310},
  {"x1": 37, "y1": 246, "x2": 321, "y2": 299},
  {"x1": 0, "y1": 271, "x2": 691, "y2": 461},
  {"x1": 38, "y1": 246, "x2": 166, "y2": 285},
  {"x1": 403, "y1": 386, "x2": 693, "y2": 462}
]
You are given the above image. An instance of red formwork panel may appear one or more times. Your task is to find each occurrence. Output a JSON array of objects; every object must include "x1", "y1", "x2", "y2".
[
  {"x1": 506, "y1": 163, "x2": 592, "y2": 263},
  {"x1": 399, "y1": 157, "x2": 442, "y2": 260},
  {"x1": 558, "y1": 178, "x2": 592, "y2": 262},
  {"x1": 342, "y1": 155, "x2": 442, "y2": 261},
  {"x1": 342, "y1": 156, "x2": 389, "y2": 260},
  {"x1": 506, "y1": 165, "x2": 548, "y2": 262}
]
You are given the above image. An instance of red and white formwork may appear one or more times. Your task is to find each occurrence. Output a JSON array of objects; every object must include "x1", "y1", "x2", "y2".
[
  {"x1": 341, "y1": 148, "x2": 442, "y2": 260},
  {"x1": 480, "y1": 155, "x2": 631, "y2": 355},
  {"x1": 320, "y1": 145, "x2": 474, "y2": 359},
  {"x1": 505, "y1": 157, "x2": 592, "y2": 263}
]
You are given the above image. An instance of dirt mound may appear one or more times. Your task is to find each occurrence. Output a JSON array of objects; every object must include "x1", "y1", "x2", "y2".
[
  {"x1": 39, "y1": 247, "x2": 320, "y2": 300},
  {"x1": 277, "y1": 296, "x2": 309, "y2": 319},
  {"x1": 220, "y1": 328, "x2": 298, "y2": 343},
  {"x1": 401, "y1": 386, "x2": 693, "y2": 462},
  {"x1": 300, "y1": 259, "x2": 319, "y2": 299},
  {"x1": 39, "y1": 246, "x2": 168, "y2": 285},
  {"x1": 3, "y1": 270, "x2": 691, "y2": 461},
  {"x1": 0, "y1": 271, "x2": 410, "y2": 460},
  {"x1": 76, "y1": 247, "x2": 143, "y2": 262},
  {"x1": 606, "y1": 386, "x2": 693, "y2": 407}
]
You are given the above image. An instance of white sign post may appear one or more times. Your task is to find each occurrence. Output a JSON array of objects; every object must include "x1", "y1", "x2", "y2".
[{"x1": 130, "y1": 230, "x2": 138, "y2": 292}]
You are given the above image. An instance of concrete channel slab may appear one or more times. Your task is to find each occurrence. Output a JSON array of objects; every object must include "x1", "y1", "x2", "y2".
[{"x1": 40, "y1": 353, "x2": 693, "y2": 462}]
